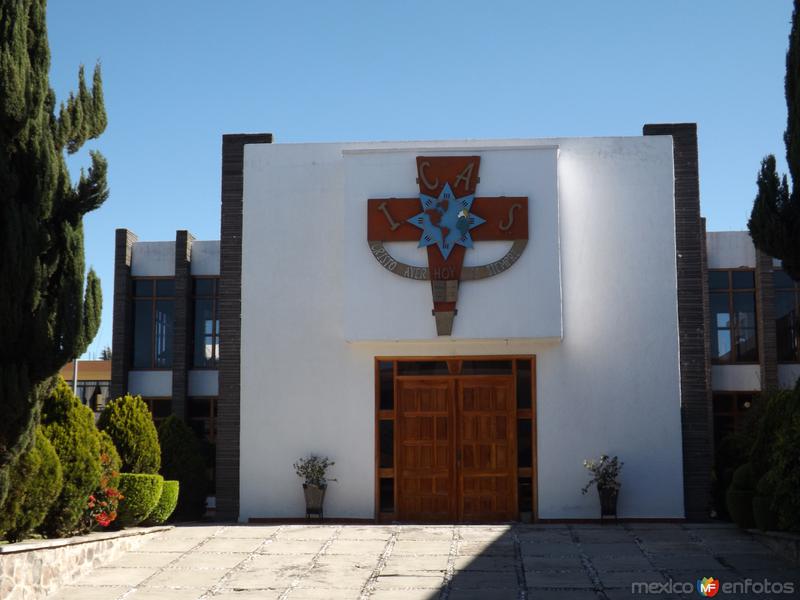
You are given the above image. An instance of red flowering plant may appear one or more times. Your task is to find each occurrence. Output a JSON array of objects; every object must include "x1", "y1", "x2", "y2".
[
  {"x1": 84, "y1": 441, "x2": 124, "y2": 530},
  {"x1": 86, "y1": 484, "x2": 123, "y2": 528}
]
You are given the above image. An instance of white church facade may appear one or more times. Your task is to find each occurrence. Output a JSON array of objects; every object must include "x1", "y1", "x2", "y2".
[{"x1": 110, "y1": 123, "x2": 799, "y2": 523}]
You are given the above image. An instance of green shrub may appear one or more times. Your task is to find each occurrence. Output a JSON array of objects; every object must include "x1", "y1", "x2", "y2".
[
  {"x1": 39, "y1": 379, "x2": 101, "y2": 537},
  {"x1": 0, "y1": 427, "x2": 63, "y2": 542},
  {"x1": 726, "y1": 489, "x2": 756, "y2": 529},
  {"x1": 158, "y1": 416, "x2": 207, "y2": 520},
  {"x1": 750, "y1": 390, "x2": 795, "y2": 479},
  {"x1": 98, "y1": 395, "x2": 160, "y2": 474},
  {"x1": 145, "y1": 480, "x2": 179, "y2": 525},
  {"x1": 712, "y1": 432, "x2": 751, "y2": 520},
  {"x1": 117, "y1": 473, "x2": 163, "y2": 526},
  {"x1": 98, "y1": 431, "x2": 122, "y2": 489},
  {"x1": 739, "y1": 386, "x2": 800, "y2": 532},
  {"x1": 752, "y1": 496, "x2": 778, "y2": 531},
  {"x1": 732, "y1": 462, "x2": 755, "y2": 490},
  {"x1": 765, "y1": 411, "x2": 800, "y2": 531}
]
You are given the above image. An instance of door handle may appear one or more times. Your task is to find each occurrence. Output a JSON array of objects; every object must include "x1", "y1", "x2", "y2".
[{"x1": 456, "y1": 449, "x2": 462, "y2": 467}]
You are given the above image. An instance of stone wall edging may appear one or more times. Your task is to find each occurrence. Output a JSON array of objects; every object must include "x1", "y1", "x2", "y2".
[{"x1": 0, "y1": 526, "x2": 171, "y2": 600}]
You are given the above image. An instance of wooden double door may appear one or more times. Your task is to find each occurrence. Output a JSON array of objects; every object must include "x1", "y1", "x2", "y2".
[{"x1": 396, "y1": 376, "x2": 516, "y2": 522}]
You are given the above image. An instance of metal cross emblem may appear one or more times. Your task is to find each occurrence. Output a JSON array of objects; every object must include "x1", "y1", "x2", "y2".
[{"x1": 367, "y1": 156, "x2": 529, "y2": 335}]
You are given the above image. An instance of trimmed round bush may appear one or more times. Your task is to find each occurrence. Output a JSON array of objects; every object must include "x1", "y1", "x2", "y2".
[
  {"x1": 117, "y1": 473, "x2": 164, "y2": 526},
  {"x1": 726, "y1": 489, "x2": 755, "y2": 529},
  {"x1": 158, "y1": 416, "x2": 207, "y2": 520},
  {"x1": 98, "y1": 395, "x2": 160, "y2": 474},
  {"x1": 732, "y1": 462, "x2": 755, "y2": 490},
  {"x1": 1, "y1": 427, "x2": 63, "y2": 542},
  {"x1": 145, "y1": 480, "x2": 180, "y2": 525},
  {"x1": 40, "y1": 379, "x2": 101, "y2": 537},
  {"x1": 765, "y1": 410, "x2": 800, "y2": 531},
  {"x1": 752, "y1": 496, "x2": 778, "y2": 531}
]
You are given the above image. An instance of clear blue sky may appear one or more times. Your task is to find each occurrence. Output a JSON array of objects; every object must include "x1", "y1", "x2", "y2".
[{"x1": 45, "y1": 1, "x2": 793, "y2": 358}]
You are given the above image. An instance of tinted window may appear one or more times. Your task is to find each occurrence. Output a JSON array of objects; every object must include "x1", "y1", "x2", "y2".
[
  {"x1": 156, "y1": 279, "x2": 175, "y2": 297},
  {"x1": 517, "y1": 420, "x2": 532, "y2": 468},
  {"x1": 378, "y1": 361, "x2": 394, "y2": 410},
  {"x1": 397, "y1": 361, "x2": 449, "y2": 375},
  {"x1": 461, "y1": 360, "x2": 513, "y2": 375},
  {"x1": 731, "y1": 271, "x2": 755, "y2": 289},
  {"x1": 379, "y1": 478, "x2": 394, "y2": 513},
  {"x1": 379, "y1": 421, "x2": 393, "y2": 469},
  {"x1": 132, "y1": 299, "x2": 153, "y2": 368},
  {"x1": 708, "y1": 271, "x2": 729, "y2": 290},
  {"x1": 154, "y1": 300, "x2": 174, "y2": 367},
  {"x1": 516, "y1": 359, "x2": 532, "y2": 409}
]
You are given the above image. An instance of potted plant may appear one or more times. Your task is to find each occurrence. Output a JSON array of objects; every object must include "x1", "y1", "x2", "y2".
[
  {"x1": 293, "y1": 454, "x2": 336, "y2": 520},
  {"x1": 582, "y1": 455, "x2": 623, "y2": 522}
]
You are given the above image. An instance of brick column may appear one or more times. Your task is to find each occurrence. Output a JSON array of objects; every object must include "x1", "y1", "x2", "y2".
[
  {"x1": 756, "y1": 249, "x2": 779, "y2": 390},
  {"x1": 172, "y1": 230, "x2": 195, "y2": 420},
  {"x1": 644, "y1": 123, "x2": 713, "y2": 521},
  {"x1": 110, "y1": 229, "x2": 137, "y2": 400},
  {"x1": 217, "y1": 133, "x2": 273, "y2": 520}
]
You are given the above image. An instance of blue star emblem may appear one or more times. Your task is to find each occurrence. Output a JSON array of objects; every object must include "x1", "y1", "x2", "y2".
[{"x1": 407, "y1": 183, "x2": 486, "y2": 259}]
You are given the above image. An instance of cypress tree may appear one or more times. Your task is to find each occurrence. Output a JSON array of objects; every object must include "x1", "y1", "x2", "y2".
[
  {"x1": 748, "y1": 0, "x2": 800, "y2": 280},
  {"x1": 0, "y1": 0, "x2": 108, "y2": 504}
]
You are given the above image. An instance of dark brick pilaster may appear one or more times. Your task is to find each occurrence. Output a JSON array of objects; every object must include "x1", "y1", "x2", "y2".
[
  {"x1": 644, "y1": 123, "x2": 712, "y2": 521},
  {"x1": 217, "y1": 133, "x2": 273, "y2": 521},
  {"x1": 110, "y1": 229, "x2": 137, "y2": 400},
  {"x1": 172, "y1": 230, "x2": 195, "y2": 420},
  {"x1": 756, "y1": 250, "x2": 779, "y2": 390}
]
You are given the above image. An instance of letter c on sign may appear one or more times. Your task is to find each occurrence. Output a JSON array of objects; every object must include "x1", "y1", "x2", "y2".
[{"x1": 418, "y1": 161, "x2": 439, "y2": 191}]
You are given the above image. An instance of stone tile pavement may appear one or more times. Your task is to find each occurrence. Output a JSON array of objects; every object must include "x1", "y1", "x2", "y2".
[{"x1": 49, "y1": 522, "x2": 799, "y2": 599}]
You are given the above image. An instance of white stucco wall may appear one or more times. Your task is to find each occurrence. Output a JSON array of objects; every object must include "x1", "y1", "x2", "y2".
[
  {"x1": 343, "y1": 146, "x2": 561, "y2": 340},
  {"x1": 131, "y1": 242, "x2": 175, "y2": 276},
  {"x1": 238, "y1": 136, "x2": 684, "y2": 521},
  {"x1": 188, "y1": 370, "x2": 219, "y2": 397},
  {"x1": 778, "y1": 364, "x2": 800, "y2": 389},
  {"x1": 191, "y1": 241, "x2": 220, "y2": 276},
  {"x1": 128, "y1": 371, "x2": 172, "y2": 397},
  {"x1": 711, "y1": 364, "x2": 762, "y2": 391},
  {"x1": 705, "y1": 231, "x2": 756, "y2": 269}
]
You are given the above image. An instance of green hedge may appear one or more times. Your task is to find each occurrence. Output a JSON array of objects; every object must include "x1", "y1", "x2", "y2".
[
  {"x1": 117, "y1": 473, "x2": 164, "y2": 527},
  {"x1": 727, "y1": 489, "x2": 755, "y2": 529},
  {"x1": 727, "y1": 463, "x2": 756, "y2": 529},
  {"x1": 40, "y1": 379, "x2": 101, "y2": 537},
  {"x1": 732, "y1": 462, "x2": 755, "y2": 490},
  {"x1": 98, "y1": 395, "x2": 160, "y2": 474},
  {"x1": 158, "y1": 416, "x2": 207, "y2": 520},
  {"x1": 765, "y1": 410, "x2": 800, "y2": 530},
  {"x1": 723, "y1": 385, "x2": 800, "y2": 532},
  {"x1": 145, "y1": 480, "x2": 179, "y2": 525},
  {"x1": 0, "y1": 427, "x2": 63, "y2": 542}
]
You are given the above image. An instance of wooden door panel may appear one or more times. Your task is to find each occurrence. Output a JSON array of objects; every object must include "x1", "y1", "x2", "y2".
[
  {"x1": 396, "y1": 379, "x2": 455, "y2": 522},
  {"x1": 458, "y1": 378, "x2": 516, "y2": 522}
]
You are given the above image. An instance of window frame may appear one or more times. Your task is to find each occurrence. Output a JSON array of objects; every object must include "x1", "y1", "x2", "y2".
[
  {"x1": 187, "y1": 395, "x2": 218, "y2": 443},
  {"x1": 142, "y1": 397, "x2": 172, "y2": 429},
  {"x1": 130, "y1": 276, "x2": 176, "y2": 370},
  {"x1": 708, "y1": 268, "x2": 759, "y2": 365}
]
